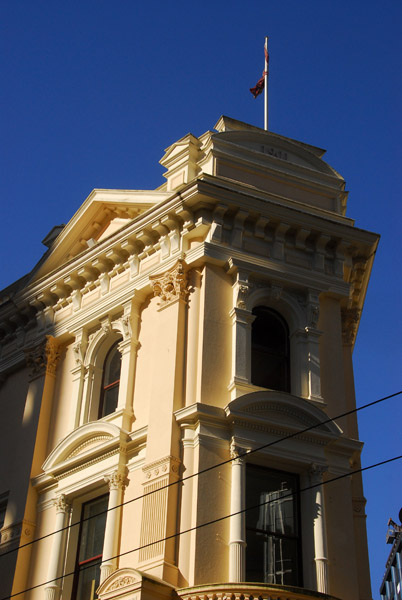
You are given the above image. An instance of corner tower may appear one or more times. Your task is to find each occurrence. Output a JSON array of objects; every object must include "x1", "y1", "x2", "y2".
[{"x1": 0, "y1": 116, "x2": 378, "y2": 600}]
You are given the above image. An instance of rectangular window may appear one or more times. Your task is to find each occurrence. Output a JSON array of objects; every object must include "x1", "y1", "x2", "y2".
[
  {"x1": 246, "y1": 465, "x2": 302, "y2": 586},
  {"x1": 73, "y1": 495, "x2": 108, "y2": 600}
]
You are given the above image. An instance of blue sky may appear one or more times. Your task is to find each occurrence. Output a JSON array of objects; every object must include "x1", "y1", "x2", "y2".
[{"x1": 1, "y1": 1, "x2": 401, "y2": 595}]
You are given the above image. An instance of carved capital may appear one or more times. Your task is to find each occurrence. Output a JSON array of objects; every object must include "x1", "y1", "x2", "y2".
[
  {"x1": 104, "y1": 471, "x2": 129, "y2": 491},
  {"x1": 150, "y1": 259, "x2": 189, "y2": 308},
  {"x1": 309, "y1": 463, "x2": 328, "y2": 485},
  {"x1": 45, "y1": 336, "x2": 62, "y2": 376},
  {"x1": 230, "y1": 439, "x2": 247, "y2": 463},
  {"x1": 236, "y1": 283, "x2": 252, "y2": 309},
  {"x1": 341, "y1": 307, "x2": 361, "y2": 345},
  {"x1": 24, "y1": 336, "x2": 61, "y2": 379},
  {"x1": 54, "y1": 494, "x2": 70, "y2": 514}
]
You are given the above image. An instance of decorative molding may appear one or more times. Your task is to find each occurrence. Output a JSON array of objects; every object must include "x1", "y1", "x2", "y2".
[
  {"x1": 0, "y1": 519, "x2": 35, "y2": 545},
  {"x1": 309, "y1": 463, "x2": 328, "y2": 484},
  {"x1": 54, "y1": 494, "x2": 70, "y2": 514},
  {"x1": 45, "y1": 336, "x2": 62, "y2": 376},
  {"x1": 150, "y1": 259, "x2": 189, "y2": 308},
  {"x1": 67, "y1": 434, "x2": 113, "y2": 458},
  {"x1": 142, "y1": 455, "x2": 181, "y2": 482},
  {"x1": 24, "y1": 336, "x2": 61, "y2": 379},
  {"x1": 229, "y1": 438, "x2": 248, "y2": 462},
  {"x1": 341, "y1": 307, "x2": 361, "y2": 345},
  {"x1": 104, "y1": 470, "x2": 129, "y2": 491}
]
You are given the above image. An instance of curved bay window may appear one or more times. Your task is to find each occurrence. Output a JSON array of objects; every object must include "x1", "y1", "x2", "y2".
[
  {"x1": 246, "y1": 464, "x2": 302, "y2": 586},
  {"x1": 98, "y1": 342, "x2": 121, "y2": 419},
  {"x1": 73, "y1": 495, "x2": 108, "y2": 600},
  {"x1": 251, "y1": 306, "x2": 290, "y2": 392}
]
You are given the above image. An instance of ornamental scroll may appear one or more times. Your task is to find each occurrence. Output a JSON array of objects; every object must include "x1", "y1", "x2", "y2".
[{"x1": 150, "y1": 259, "x2": 189, "y2": 308}]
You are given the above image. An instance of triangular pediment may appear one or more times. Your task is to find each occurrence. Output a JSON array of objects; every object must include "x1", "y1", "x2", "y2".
[{"x1": 30, "y1": 189, "x2": 172, "y2": 281}]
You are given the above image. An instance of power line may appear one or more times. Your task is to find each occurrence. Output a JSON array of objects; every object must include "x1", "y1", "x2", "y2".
[
  {"x1": 3, "y1": 453, "x2": 401, "y2": 600},
  {"x1": 1, "y1": 389, "x2": 401, "y2": 560}
]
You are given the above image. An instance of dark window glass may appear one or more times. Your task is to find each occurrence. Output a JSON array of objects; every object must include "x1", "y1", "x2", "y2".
[
  {"x1": 251, "y1": 306, "x2": 290, "y2": 392},
  {"x1": 0, "y1": 494, "x2": 8, "y2": 530},
  {"x1": 74, "y1": 495, "x2": 108, "y2": 600},
  {"x1": 99, "y1": 342, "x2": 121, "y2": 418},
  {"x1": 246, "y1": 464, "x2": 302, "y2": 586}
]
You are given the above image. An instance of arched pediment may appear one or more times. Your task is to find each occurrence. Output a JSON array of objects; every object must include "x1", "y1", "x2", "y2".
[
  {"x1": 225, "y1": 391, "x2": 341, "y2": 437},
  {"x1": 213, "y1": 130, "x2": 338, "y2": 177},
  {"x1": 97, "y1": 567, "x2": 175, "y2": 599},
  {"x1": 42, "y1": 421, "x2": 122, "y2": 474}
]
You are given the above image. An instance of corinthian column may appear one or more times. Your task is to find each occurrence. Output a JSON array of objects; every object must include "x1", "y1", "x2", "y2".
[
  {"x1": 99, "y1": 471, "x2": 128, "y2": 583},
  {"x1": 309, "y1": 464, "x2": 329, "y2": 594},
  {"x1": 229, "y1": 440, "x2": 246, "y2": 582},
  {"x1": 44, "y1": 495, "x2": 70, "y2": 600}
]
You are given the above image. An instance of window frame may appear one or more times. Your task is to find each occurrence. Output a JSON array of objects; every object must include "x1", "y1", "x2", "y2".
[
  {"x1": 71, "y1": 494, "x2": 109, "y2": 600},
  {"x1": 251, "y1": 306, "x2": 290, "y2": 393},
  {"x1": 98, "y1": 341, "x2": 121, "y2": 419},
  {"x1": 245, "y1": 463, "x2": 303, "y2": 587}
]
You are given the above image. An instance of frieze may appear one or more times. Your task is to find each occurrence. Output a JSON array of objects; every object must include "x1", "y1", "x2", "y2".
[
  {"x1": 1, "y1": 519, "x2": 35, "y2": 545},
  {"x1": 142, "y1": 455, "x2": 181, "y2": 482}
]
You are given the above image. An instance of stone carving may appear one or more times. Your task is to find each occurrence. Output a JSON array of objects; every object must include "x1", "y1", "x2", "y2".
[
  {"x1": 150, "y1": 260, "x2": 189, "y2": 307},
  {"x1": 24, "y1": 336, "x2": 61, "y2": 379},
  {"x1": 309, "y1": 463, "x2": 328, "y2": 484},
  {"x1": 307, "y1": 302, "x2": 320, "y2": 328},
  {"x1": 45, "y1": 336, "x2": 62, "y2": 376},
  {"x1": 104, "y1": 470, "x2": 129, "y2": 491},
  {"x1": 341, "y1": 307, "x2": 361, "y2": 345},
  {"x1": 54, "y1": 494, "x2": 70, "y2": 514},
  {"x1": 236, "y1": 283, "x2": 251, "y2": 309},
  {"x1": 271, "y1": 284, "x2": 283, "y2": 300},
  {"x1": 142, "y1": 455, "x2": 181, "y2": 482},
  {"x1": 109, "y1": 576, "x2": 136, "y2": 590},
  {"x1": 229, "y1": 439, "x2": 247, "y2": 462}
]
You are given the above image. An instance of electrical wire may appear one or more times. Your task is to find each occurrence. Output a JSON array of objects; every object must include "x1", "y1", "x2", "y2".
[
  {"x1": 3, "y1": 453, "x2": 401, "y2": 600},
  {"x1": 1, "y1": 389, "x2": 400, "y2": 560}
]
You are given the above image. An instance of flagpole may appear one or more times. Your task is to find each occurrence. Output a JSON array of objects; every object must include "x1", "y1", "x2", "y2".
[{"x1": 264, "y1": 36, "x2": 269, "y2": 131}]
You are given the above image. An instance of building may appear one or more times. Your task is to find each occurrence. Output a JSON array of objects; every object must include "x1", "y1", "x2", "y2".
[
  {"x1": 380, "y1": 513, "x2": 402, "y2": 599},
  {"x1": 0, "y1": 116, "x2": 379, "y2": 600}
]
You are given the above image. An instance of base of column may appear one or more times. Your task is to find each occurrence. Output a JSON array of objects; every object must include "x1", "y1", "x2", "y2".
[
  {"x1": 315, "y1": 557, "x2": 329, "y2": 594},
  {"x1": 100, "y1": 561, "x2": 115, "y2": 584},
  {"x1": 44, "y1": 585, "x2": 61, "y2": 600},
  {"x1": 229, "y1": 541, "x2": 246, "y2": 582}
]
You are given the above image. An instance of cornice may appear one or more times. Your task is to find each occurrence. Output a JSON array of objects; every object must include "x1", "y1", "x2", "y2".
[{"x1": 0, "y1": 176, "x2": 378, "y2": 366}]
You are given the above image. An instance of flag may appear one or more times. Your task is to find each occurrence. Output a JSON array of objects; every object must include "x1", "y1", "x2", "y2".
[{"x1": 250, "y1": 46, "x2": 269, "y2": 98}]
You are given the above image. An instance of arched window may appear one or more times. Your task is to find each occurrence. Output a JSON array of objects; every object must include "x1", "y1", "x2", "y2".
[
  {"x1": 98, "y1": 342, "x2": 121, "y2": 418},
  {"x1": 251, "y1": 306, "x2": 290, "y2": 392}
]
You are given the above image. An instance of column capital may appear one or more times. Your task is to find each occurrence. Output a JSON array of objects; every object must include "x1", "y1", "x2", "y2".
[
  {"x1": 230, "y1": 439, "x2": 248, "y2": 464},
  {"x1": 24, "y1": 336, "x2": 62, "y2": 380},
  {"x1": 104, "y1": 470, "x2": 129, "y2": 491},
  {"x1": 309, "y1": 463, "x2": 328, "y2": 484},
  {"x1": 54, "y1": 494, "x2": 70, "y2": 514},
  {"x1": 150, "y1": 259, "x2": 189, "y2": 309}
]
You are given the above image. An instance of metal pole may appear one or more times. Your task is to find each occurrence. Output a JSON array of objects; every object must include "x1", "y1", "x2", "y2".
[{"x1": 264, "y1": 36, "x2": 269, "y2": 131}]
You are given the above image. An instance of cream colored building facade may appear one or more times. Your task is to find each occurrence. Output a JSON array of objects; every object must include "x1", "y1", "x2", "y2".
[{"x1": 0, "y1": 116, "x2": 378, "y2": 600}]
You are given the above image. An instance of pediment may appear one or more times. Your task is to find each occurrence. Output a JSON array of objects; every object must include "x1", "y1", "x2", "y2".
[
  {"x1": 213, "y1": 130, "x2": 339, "y2": 178},
  {"x1": 97, "y1": 567, "x2": 175, "y2": 600},
  {"x1": 31, "y1": 189, "x2": 171, "y2": 281},
  {"x1": 42, "y1": 421, "x2": 122, "y2": 475},
  {"x1": 226, "y1": 391, "x2": 341, "y2": 437}
]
